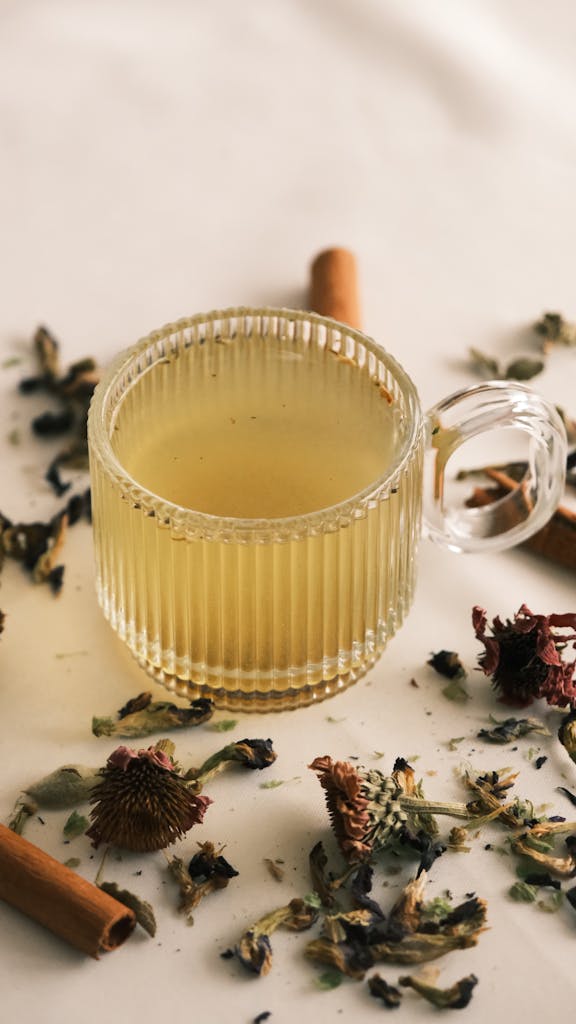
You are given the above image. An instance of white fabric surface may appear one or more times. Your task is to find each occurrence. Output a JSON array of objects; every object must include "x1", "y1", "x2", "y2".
[{"x1": 1, "y1": 2, "x2": 576, "y2": 1021}]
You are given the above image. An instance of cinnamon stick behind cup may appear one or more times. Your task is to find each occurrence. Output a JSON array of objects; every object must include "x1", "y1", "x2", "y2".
[
  {"x1": 0, "y1": 823, "x2": 135, "y2": 957},
  {"x1": 309, "y1": 248, "x2": 361, "y2": 328}
]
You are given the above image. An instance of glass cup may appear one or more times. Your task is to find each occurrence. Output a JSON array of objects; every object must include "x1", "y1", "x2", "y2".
[{"x1": 88, "y1": 308, "x2": 566, "y2": 711}]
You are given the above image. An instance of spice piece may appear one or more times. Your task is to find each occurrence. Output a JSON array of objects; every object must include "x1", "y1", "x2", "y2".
[
  {"x1": 92, "y1": 693, "x2": 214, "y2": 738},
  {"x1": 87, "y1": 744, "x2": 212, "y2": 852},
  {"x1": 399, "y1": 972, "x2": 478, "y2": 1009},
  {"x1": 367, "y1": 974, "x2": 403, "y2": 1008},
  {"x1": 466, "y1": 475, "x2": 576, "y2": 572},
  {"x1": 0, "y1": 823, "x2": 135, "y2": 957},
  {"x1": 473, "y1": 605, "x2": 576, "y2": 707},
  {"x1": 98, "y1": 882, "x2": 157, "y2": 937},
  {"x1": 309, "y1": 248, "x2": 361, "y2": 329}
]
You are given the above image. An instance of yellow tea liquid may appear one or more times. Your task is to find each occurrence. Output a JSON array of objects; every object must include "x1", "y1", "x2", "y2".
[{"x1": 92, "y1": 325, "x2": 423, "y2": 709}]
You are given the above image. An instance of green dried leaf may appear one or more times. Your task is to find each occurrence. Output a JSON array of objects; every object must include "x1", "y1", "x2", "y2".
[
  {"x1": 260, "y1": 779, "x2": 285, "y2": 789},
  {"x1": 537, "y1": 890, "x2": 564, "y2": 914},
  {"x1": 316, "y1": 969, "x2": 343, "y2": 990},
  {"x1": 2, "y1": 356, "x2": 23, "y2": 369},
  {"x1": 469, "y1": 347, "x2": 500, "y2": 377},
  {"x1": 25, "y1": 764, "x2": 100, "y2": 809},
  {"x1": 504, "y1": 357, "x2": 545, "y2": 381},
  {"x1": 442, "y1": 678, "x2": 470, "y2": 703},
  {"x1": 509, "y1": 881, "x2": 537, "y2": 903},
  {"x1": 98, "y1": 881, "x2": 157, "y2": 937},
  {"x1": 447, "y1": 737, "x2": 466, "y2": 750},
  {"x1": 209, "y1": 719, "x2": 238, "y2": 733},
  {"x1": 63, "y1": 810, "x2": 88, "y2": 839},
  {"x1": 63, "y1": 857, "x2": 81, "y2": 869}
]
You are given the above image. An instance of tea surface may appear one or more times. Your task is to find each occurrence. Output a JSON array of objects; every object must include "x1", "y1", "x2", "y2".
[{"x1": 113, "y1": 336, "x2": 398, "y2": 517}]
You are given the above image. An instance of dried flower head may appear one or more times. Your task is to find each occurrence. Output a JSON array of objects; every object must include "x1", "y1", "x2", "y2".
[
  {"x1": 87, "y1": 744, "x2": 211, "y2": 852},
  {"x1": 309, "y1": 756, "x2": 468, "y2": 863},
  {"x1": 473, "y1": 605, "x2": 576, "y2": 707}
]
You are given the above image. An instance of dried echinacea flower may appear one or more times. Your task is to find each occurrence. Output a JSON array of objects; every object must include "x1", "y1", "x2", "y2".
[
  {"x1": 87, "y1": 744, "x2": 211, "y2": 852},
  {"x1": 92, "y1": 692, "x2": 214, "y2": 738},
  {"x1": 309, "y1": 756, "x2": 469, "y2": 863},
  {"x1": 473, "y1": 604, "x2": 576, "y2": 708}
]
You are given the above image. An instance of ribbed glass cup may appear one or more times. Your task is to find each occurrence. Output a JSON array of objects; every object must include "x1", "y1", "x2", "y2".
[{"x1": 88, "y1": 309, "x2": 424, "y2": 711}]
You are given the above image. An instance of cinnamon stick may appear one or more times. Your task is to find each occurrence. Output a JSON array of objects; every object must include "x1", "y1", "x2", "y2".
[
  {"x1": 466, "y1": 469, "x2": 576, "y2": 572},
  {"x1": 309, "y1": 247, "x2": 361, "y2": 328},
  {"x1": 0, "y1": 823, "x2": 135, "y2": 957}
]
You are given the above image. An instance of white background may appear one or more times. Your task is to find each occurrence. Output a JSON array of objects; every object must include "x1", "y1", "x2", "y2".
[{"x1": 1, "y1": 3, "x2": 576, "y2": 1022}]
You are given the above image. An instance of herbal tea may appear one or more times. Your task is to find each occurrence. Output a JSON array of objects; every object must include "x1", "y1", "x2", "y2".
[
  {"x1": 91, "y1": 314, "x2": 423, "y2": 709},
  {"x1": 115, "y1": 336, "x2": 397, "y2": 518}
]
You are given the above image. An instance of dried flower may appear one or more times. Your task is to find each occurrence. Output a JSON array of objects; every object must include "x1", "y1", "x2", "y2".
[
  {"x1": 309, "y1": 756, "x2": 469, "y2": 863},
  {"x1": 167, "y1": 842, "x2": 238, "y2": 923},
  {"x1": 534, "y1": 311, "x2": 576, "y2": 351},
  {"x1": 473, "y1": 604, "x2": 576, "y2": 708},
  {"x1": 87, "y1": 744, "x2": 211, "y2": 852},
  {"x1": 367, "y1": 974, "x2": 403, "y2": 1008},
  {"x1": 305, "y1": 873, "x2": 487, "y2": 976},
  {"x1": 478, "y1": 716, "x2": 550, "y2": 744},
  {"x1": 188, "y1": 738, "x2": 277, "y2": 789},
  {"x1": 92, "y1": 692, "x2": 214, "y2": 738},
  {"x1": 235, "y1": 898, "x2": 319, "y2": 976},
  {"x1": 399, "y1": 972, "x2": 478, "y2": 1009}
]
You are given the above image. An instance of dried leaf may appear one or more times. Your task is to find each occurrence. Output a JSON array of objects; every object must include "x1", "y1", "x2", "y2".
[
  {"x1": 469, "y1": 348, "x2": 500, "y2": 377},
  {"x1": 504, "y1": 357, "x2": 545, "y2": 381},
  {"x1": 98, "y1": 881, "x2": 157, "y2": 937},
  {"x1": 62, "y1": 810, "x2": 88, "y2": 839},
  {"x1": 316, "y1": 969, "x2": 343, "y2": 991}
]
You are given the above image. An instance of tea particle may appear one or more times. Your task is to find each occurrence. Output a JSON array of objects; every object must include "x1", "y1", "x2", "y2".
[
  {"x1": 2, "y1": 356, "x2": 23, "y2": 369},
  {"x1": 442, "y1": 678, "x2": 471, "y2": 703},
  {"x1": 62, "y1": 810, "x2": 88, "y2": 840},
  {"x1": 557, "y1": 786, "x2": 576, "y2": 809},
  {"x1": 316, "y1": 970, "x2": 343, "y2": 991},
  {"x1": 427, "y1": 650, "x2": 466, "y2": 680},
  {"x1": 260, "y1": 780, "x2": 285, "y2": 790},
  {"x1": 253, "y1": 1014, "x2": 271, "y2": 1024},
  {"x1": 63, "y1": 857, "x2": 81, "y2": 870},
  {"x1": 264, "y1": 858, "x2": 285, "y2": 882},
  {"x1": 509, "y1": 881, "x2": 537, "y2": 903},
  {"x1": 209, "y1": 719, "x2": 238, "y2": 733},
  {"x1": 367, "y1": 974, "x2": 402, "y2": 1007},
  {"x1": 534, "y1": 756, "x2": 548, "y2": 770},
  {"x1": 7, "y1": 428, "x2": 21, "y2": 446},
  {"x1": 98, "y1": 881, "x2": 157, "y2": 937}
]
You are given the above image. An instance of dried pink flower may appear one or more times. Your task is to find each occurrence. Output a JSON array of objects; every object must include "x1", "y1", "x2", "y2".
[
  {"x1": 88, "y1": 744, "x2": 212, "y2": 852},
  {"x1": 473, "y1": 604, "x2": 576, "y2": 708}
]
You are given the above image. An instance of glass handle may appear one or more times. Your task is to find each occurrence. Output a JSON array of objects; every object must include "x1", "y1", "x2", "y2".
[{"x1": 423, "y1": 381, "x2": 567, "y2": 553}]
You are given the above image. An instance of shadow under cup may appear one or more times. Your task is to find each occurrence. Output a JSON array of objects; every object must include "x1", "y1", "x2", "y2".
[{"x1": 88, "y1": 309, "x2": 424, "y2": 711}]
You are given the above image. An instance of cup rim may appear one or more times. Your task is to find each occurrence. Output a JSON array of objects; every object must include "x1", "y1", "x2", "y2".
[{"x1": 88, "y1": 307, "x2": 423, "y2": 536}]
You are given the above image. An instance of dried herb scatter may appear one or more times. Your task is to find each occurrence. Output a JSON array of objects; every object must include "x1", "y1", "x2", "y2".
[
  {"x1": 18, "y1": 325, "x2": 101, "y2": 495},
  {"x1": 87, "y1": 743, "x2": 211, "y2": 852}
]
